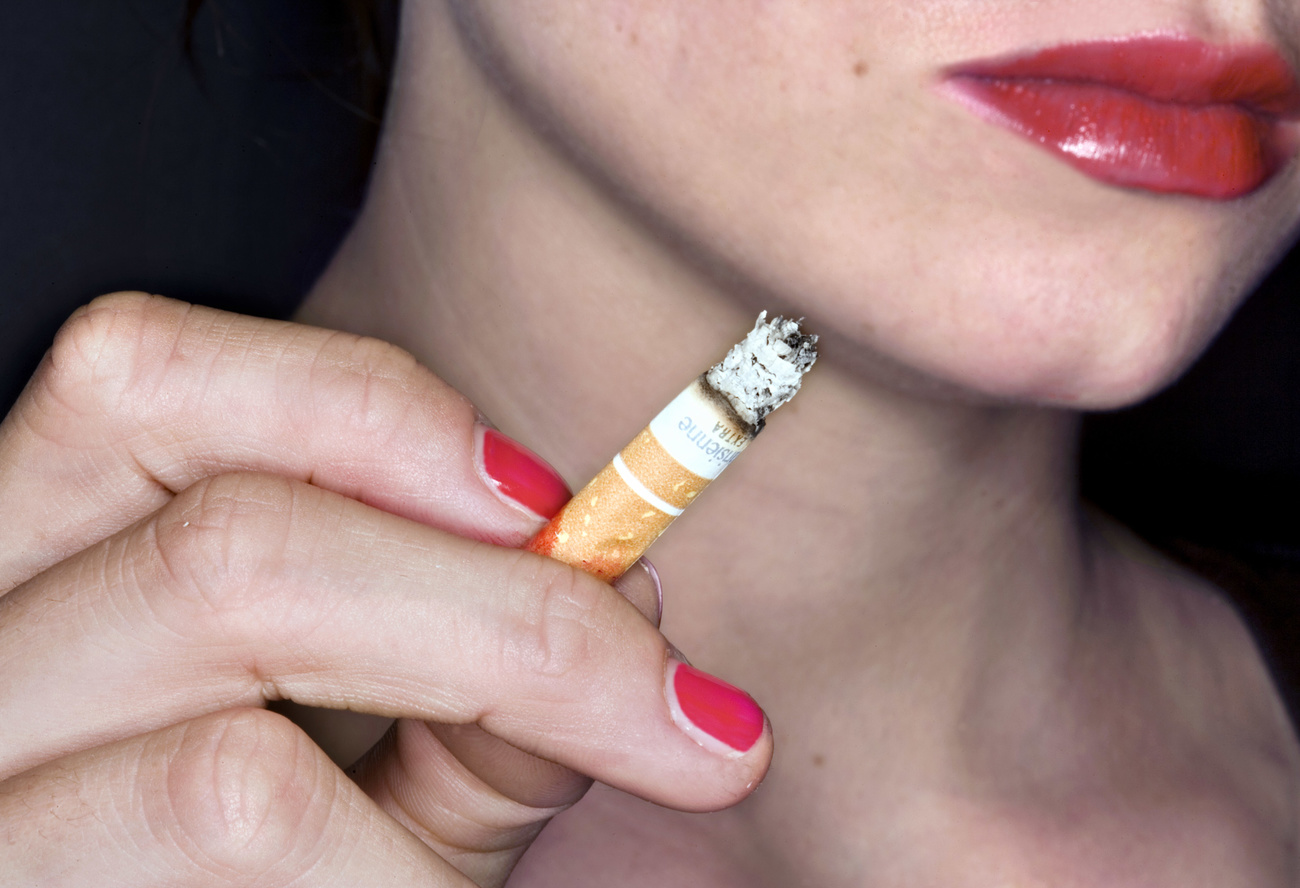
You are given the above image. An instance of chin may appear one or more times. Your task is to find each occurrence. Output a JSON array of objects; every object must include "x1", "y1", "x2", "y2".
[
  {"x1": 964, "y1": 333, "x2": 1216, "y2": 411},
  {"x1": 957, "y1": 311, "x2": 1237, "y2": 411},
  {"x1": 815, "y1": 245, "x2": 1256, "y2": 412}
]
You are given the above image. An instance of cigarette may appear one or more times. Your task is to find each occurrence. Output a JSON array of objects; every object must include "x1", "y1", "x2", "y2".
[{"x1": 527, "y1": 312, "x2": 818, "y2": 581}]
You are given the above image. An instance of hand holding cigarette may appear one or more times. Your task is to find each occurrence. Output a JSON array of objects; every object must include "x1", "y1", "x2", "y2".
[
  {"x1": 0, "y1": 295, "x2": 777, "y2": 887},
  {"x1": 528, "y1": 313, "x2": 818, "y2": 581}
]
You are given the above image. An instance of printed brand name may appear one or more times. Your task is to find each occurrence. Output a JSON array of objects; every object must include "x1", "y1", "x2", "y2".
[{"x1": 677, "y1": 416, "x2": 743, "y2": 465}]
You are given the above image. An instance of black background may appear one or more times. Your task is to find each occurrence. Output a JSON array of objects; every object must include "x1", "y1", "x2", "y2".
[{"x1": 5, "y1": 0, "x2": 1297, "y2": 715}]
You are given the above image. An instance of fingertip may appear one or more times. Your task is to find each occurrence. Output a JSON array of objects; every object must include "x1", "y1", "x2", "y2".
[
  {"x1": 664, "y1": 659, "x2": 768, "y2": 761},
  {"x1": 474, "y1": 423, "x2": 572, "y2": 522}
]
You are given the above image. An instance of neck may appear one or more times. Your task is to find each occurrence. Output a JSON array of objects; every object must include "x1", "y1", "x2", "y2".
[{"x1": 298, "y1": 0, "x2": 1088, "y2": 714}]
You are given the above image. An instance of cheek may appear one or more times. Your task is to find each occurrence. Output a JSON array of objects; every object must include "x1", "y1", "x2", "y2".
[
  {"x1": 455, "y1": 0, "x2": 914, "y2": 291},
  {"x1": 461, "y1": 1, "x2": 870, "y2": 157}
]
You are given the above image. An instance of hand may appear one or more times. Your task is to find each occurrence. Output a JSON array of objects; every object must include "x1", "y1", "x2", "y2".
[{"x1": 0, "y1": 293, "x2": 771, "y2": 886}]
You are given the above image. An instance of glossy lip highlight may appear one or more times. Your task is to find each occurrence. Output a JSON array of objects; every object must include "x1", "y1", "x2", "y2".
[{"x1": 940, "y1": 35, "x2": 1300, "y2": 199}]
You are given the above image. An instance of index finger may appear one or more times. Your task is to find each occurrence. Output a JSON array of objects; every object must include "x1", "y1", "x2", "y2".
[{"x1": 0, "y1": 293, "x2": 569, "y2": 590}]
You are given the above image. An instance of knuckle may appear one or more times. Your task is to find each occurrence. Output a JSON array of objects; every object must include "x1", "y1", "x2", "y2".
[
  {"x1": 160, "y1": 709, "x2": 335, "y2": 877},
  {"x1": 142, "y1": 474, "x2": 299, "y2": 622},
  {"x1": 39, "y1": 292, "x2": 179, "y2": 417},
  {"x1": 500, "y1": 553, "x2": 604, "y2": 680},
  {"x1": 310, "y1": 331, "x2": 467, "y2": 442}
]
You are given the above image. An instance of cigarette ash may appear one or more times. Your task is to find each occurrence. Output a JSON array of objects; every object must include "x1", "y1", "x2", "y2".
[{"x1": 706, "y1": 312, "x2": 818, "y2": 431}]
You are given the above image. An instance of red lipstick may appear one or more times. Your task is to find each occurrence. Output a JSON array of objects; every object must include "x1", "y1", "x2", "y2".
[{"x1": 941, "y1": 36, "x2": 1300, "y2": 199}]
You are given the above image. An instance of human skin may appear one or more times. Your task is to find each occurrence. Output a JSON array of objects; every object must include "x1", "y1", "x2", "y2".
[{"x1": 3, "y1": 0, "x2": 1300, "y2": 887}]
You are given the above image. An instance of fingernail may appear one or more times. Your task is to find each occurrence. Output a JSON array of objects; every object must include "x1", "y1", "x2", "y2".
[
  {"x1": 646, "y1": 559, "x2": 663, "y2": 626},
  {"x1": 665, "y1": 660, "x2": 765, "y2": 757},
  {"x1": 612, "y1": 557, "x2": 663, "y2": 626},
  {"x1": 477, "y1": 425, "x2": 571, "y2": 520}
]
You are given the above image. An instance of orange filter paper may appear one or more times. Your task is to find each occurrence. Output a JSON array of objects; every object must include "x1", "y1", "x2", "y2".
[{"x1": 526, "y1": 377, "x2": 752, "y2": 581}]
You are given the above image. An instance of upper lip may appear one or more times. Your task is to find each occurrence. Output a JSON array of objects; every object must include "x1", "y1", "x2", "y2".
[{"x1": 944, "y1": 34, "x2": 1300, "y2": 116}]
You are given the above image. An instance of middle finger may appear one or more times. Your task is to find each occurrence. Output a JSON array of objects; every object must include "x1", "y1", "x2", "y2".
[{"x1": 0, "y1": 472, "x2": 769, "y2": 810}]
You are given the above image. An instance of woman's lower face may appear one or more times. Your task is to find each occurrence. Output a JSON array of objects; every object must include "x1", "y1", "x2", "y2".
[{"x1": 442, "y1": 0, "x2": 1300, "y2": 407}]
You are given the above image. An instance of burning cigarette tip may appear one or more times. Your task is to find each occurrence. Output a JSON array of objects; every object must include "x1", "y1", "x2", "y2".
[{"x1": 706, "y1": 312, "x2": 818, "y2": 431}]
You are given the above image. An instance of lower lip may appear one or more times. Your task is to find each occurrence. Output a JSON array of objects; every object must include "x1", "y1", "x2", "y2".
[{"x1": 942, "y1": 76, "x2": 1291, "y2": 200}]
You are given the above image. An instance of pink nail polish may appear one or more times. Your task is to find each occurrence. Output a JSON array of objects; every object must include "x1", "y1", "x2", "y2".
[
  {"x1": 667, "y1": 661, "x2": 765, "y2": 755},
  {"x1": 479, "y1": 427, "x2": 571, "y2": 519}
]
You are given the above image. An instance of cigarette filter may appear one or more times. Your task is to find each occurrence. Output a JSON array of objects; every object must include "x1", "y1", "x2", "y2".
[{"x1": 527, "y1": 313, "x2": 817, "y2": 581}]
